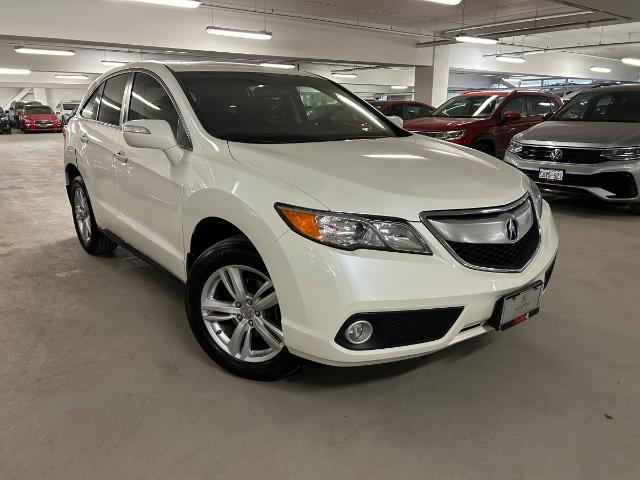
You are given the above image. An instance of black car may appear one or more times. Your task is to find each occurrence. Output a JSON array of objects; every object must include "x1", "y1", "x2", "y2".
[{"x1": 0, "y1": 109, "x2": 11, "y2": 133}]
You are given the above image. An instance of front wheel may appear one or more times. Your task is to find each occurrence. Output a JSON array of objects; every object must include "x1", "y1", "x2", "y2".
[
  {"x1": 185, "y1": 236, "x2": 300, "y2": 380},
  {"x1": 70, "y1": 177, "x2": 117, "y2": 254}
]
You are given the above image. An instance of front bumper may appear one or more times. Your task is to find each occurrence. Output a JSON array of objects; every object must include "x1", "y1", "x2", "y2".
[
  {"x1": 504, "y1": 151, "x2": 640, "y2": 203},
  {"x1": 23, "y1": 124, "x2": 63, "y2": 132},
  {"x1": 264, "y1": 203, "x2": 558, "y2": 366}
]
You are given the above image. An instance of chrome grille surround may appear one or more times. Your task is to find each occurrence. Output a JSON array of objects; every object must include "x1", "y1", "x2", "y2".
[{"x1": 420, "y1": 194, "x2": 541, "y2": 273}]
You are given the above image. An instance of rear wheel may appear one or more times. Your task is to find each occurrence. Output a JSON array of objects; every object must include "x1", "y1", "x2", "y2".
[
  {"x1": 186, "y1": 236, "x2": 300, "y2": 380},
  {"x1": 70, "y1": 177, "x2": 117, "y2": 255}
]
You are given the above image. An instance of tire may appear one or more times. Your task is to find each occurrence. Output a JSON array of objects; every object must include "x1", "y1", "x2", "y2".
[
  {"x1": 185, "y1": 236, "x2": 300, "y2": 380},
  {"x1": 69, "y1": 176, "x2": 117, "y2": 255},
  {"x1": 473, "y1": 141, "x2": 495, "y2": 156}
]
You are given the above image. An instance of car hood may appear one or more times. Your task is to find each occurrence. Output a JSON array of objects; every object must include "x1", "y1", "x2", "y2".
[
  {"x1": 404, "y1": 116, "x2": 485, "y2": 132},
  {"x1": 517, "y1": 121, "x2": 640, "y2": 148},
  {"x1": 228, "y1": 136, "x2": 528, "y2": 220}
]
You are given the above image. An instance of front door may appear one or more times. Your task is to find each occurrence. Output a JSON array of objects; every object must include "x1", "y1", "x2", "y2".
[
  {"x1": 113, "y1": 72, "x2": 188, "y2": 278},
  {"x1": 495, "y1": 95, "x2": 534, "y2": 157}
]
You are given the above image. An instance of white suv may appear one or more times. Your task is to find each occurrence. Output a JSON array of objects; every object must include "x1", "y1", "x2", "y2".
[{"x1": 64, "y1": 62, "x2": 558, "y2": 380}]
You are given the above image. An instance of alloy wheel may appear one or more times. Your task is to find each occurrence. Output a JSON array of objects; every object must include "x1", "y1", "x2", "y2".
[
  {"x1": 200, "y1": 265, "x2": 283, "y2": 363},
  {"x1": 73, "y1": 188, "x2": 92, "y2": 244}
]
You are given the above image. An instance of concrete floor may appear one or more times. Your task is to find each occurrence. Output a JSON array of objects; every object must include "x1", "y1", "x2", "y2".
[{"x1": 1, "y1": 131, "x2": 639, "y2": 479}]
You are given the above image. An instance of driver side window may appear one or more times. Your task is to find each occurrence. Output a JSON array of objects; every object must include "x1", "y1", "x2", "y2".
[{"x1": 502, "y1": 97, "x2": 528, "y2": 117}]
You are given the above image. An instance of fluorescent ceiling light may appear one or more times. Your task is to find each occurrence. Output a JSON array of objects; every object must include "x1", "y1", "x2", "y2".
[
  {"x1": 55, "y1": 74, "x2": 89, "y2": 79},
  {"x1": 259, "y1": 62, "x2": 296, "y2": 69},
  {"x1": 496, "y1": 55, "x2": 526, "y2": 64},
  {"x1": 15, "y1": 47, "x2": 75, "y2": 56},
  {"x1": 421, "y1": 0, "x2": 461, "y2": 4},
  {"x1": 524, "y1": 49, "x2": 545, "y2": 55},
  {"x1": 331, "y1": 72, "x2": 358, "y2": 79},
  {"x1": 127, "y1": 0, "x2": 200, "y2": 7},
  {"x1": 206, "y1": 26, "x2": 272, "y2": 40},
  {"x1": 590, "y1": 66, "x2": 611, "y2": 73},
  {"x1": 0, "y1": 68, "x2": 31, "y2": 75},
  {"x1": 101, "y1": 60, "x2": 128, "y2": 67},
  {"x1": 622, "y1": 58, "x2": 640, "y2": 67},
  {"x1": 455, "y1": 35, "x2": 498, "y2": 45},
  {"x1": 391, "y1": 85, "x2": 408, "y2": 90}
]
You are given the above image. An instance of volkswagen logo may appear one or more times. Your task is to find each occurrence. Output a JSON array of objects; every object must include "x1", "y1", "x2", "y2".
[
  {"x1": 550, "y1": 148, "x2": 563, "y2": 161},
  {"x1": 505, "y1": 217, "x2": 519, "y2": 242}
]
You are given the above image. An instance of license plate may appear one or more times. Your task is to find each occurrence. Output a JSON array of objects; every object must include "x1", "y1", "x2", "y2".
[
  {"x1": 539, "y1": 168, "x2": 564, "y2": 182},
  {"x1": 499, "y1": 281, "x2": 543, "y2": 330}
]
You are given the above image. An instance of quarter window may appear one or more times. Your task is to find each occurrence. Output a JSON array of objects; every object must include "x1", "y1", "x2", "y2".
[
  {"x1": 97, "y1": 73, "x2": 128, "y2": 126},
  {"x1": 80, "y1": 84, "x2": 104, "y2": 120},
  {"x1": 128, "y1": 72, "x2": 187, "y2": 145}
]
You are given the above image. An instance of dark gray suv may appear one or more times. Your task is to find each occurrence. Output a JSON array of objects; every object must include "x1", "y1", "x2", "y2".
[{"x1": 504, "y1": 85, "x2": 640, "y2": 214}]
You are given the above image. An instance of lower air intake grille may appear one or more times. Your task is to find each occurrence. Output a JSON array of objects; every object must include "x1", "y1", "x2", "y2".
[
  {"x1": 448, "y1": 225, "x2": 540, "y2": 270},
  {"x1": 335, "y1": 307, "x2": 463, "y2": 350}
]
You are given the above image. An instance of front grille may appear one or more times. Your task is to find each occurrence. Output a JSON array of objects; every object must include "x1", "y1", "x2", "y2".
[
  {"x1": 335, "y1": 307, "x2": 463, "y2": 350},
  {"x1": 523, "y1": 169, "x2": 638, "y2": 199},
  {"x1": 448, "y1": 224, "x2": 540, "y2": 270},
  {"x1": 519, "y1": 146, "x2": 605, "y2": 164}
]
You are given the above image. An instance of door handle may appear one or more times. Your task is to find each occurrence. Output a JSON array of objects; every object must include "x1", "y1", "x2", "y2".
[
  {"x1": 79, "y1": 134, "x2": 89, "y2": 143},
  {"x1": 114, "y1": 151, "x2": 128, "y2": 164}
]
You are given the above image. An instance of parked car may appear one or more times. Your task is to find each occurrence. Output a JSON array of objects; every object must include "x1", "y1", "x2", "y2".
[
  {"x1": 20, "y1": 104, "x2": 63, "y2": 133},
  {"x1": 504, "y1": 84, "x2": 640, "y2": 214},
  {"x1": 13, "y1": 101, "x2": 43, "y2": 128},
  {"x1": 64, "y1": 62, "x2": 558, "y2": 380},
  {"x1": 8, "y1": 100, "x2": 25, "y2": 127},
  {"x1": 1, "y1": 109, "x2": 11, "y2": 133},
  {"x1": 405, "y1": 90, "x2": 562, "y2": 157},
  {"x1": 369, "y1": 100, "x2": 434, "y2": 121},
  {"x1": 55, "y1": 100, "x2": 80, "y2": 125}
]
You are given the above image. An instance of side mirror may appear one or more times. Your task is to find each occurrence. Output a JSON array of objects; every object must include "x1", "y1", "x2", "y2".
[
  {"x1": 122, "y1": 119, "x2": 183, "y2": 165},
  {"x1": 387, "y1": 115, "x2": 404, "y2": 128},
  {"x1": 502, "y1": 111, "x2": 521, "y2": 122},
  {"x1": 542, "y1": 112, "x2": 554, "y2": 121}
]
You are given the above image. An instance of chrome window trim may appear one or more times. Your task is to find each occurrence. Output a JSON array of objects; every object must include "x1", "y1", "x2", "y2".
[{"x1": 420, "y1": 194, "x2": 542, "y2": 273}]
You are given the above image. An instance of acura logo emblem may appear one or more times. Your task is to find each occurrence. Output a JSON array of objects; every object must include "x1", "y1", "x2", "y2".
[
  {"x1": 505, "y1": 217, "x2": 519, "y2": 242},
  {"x1": 550, "y1": 148, "x2": 563, "y2": 161}
]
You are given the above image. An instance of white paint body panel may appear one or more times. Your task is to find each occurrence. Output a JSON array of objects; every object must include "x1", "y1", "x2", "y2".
[{"x1": 65, "y1": 62, "x2": 559, "y2": 366}]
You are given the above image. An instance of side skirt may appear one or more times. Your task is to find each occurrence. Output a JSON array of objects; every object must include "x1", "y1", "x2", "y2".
[{"x1": 101, "y1": 229, "x2": 184, "y2": 284}]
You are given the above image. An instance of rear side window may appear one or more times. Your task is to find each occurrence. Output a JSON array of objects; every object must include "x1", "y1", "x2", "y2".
[
  {"x1": 128, "y1": 73, "x2": 187, "y2": 146},
  {"x1": 406, "y1": 103, "x2": 431, "y2": 119},
  {"x1": 385, "y1": 104, "x2": 404, "y2": 117},
  {"x1": 80, "y1": 85, "x2": 103, "y2": 120},
  {"x1": 502, "y1": 96, "x2": 528, "y2": 117},
  {"x1": 97, "y1": 74, "x2": 128, "y2": 126},
  {"x1": 527, "y1": 96, "x2": 557, "y2": 116}
]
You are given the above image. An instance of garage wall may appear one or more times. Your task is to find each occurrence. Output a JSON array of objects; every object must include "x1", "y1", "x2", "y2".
[
  {"x1": 0, "y1": 88, "x2": 23, "y2": 109},
  {"x1": 0, "y1": 87, "x2": 87, "y2": 110}
]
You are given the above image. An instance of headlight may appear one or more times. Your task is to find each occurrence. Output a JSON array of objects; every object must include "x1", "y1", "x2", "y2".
[
  {"x1": 508, "y1": 140, "x2": 523, "y2": 155},
  {"x1": 601, "y1": 146, "x2": 640, "y2": 162},
  {"x1": 414, "y1": 130, "x2": 466, "y2": 141},
  {"x1": 528, "y1": 178, "x2": 543, "y2": 218},
  {"x1": 275, "y1": 204, "x2": 431, "y2": 254}
]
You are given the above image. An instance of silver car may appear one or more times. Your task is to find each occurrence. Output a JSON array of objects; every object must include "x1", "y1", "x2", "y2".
[{"x1": 504, "y1": 85, "x2": 640, "y2": 214}]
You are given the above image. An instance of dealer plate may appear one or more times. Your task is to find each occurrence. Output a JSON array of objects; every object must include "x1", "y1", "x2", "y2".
[{"x1": 499, "y1": 281, "x2": 543, "y2": 330}]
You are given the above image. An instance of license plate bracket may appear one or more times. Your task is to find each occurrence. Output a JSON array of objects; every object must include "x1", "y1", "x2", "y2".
[
  {"x1": 539, "y1": 168, "x2": 564, "y2": 182},
  {"x1": 487, "y1": 281, "x2": 544, "y2": 331}
]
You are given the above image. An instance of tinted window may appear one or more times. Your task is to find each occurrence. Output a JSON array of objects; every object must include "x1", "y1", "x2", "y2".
[
  {"x1": 502, "y1": 96, "x2": 528, "y2": 117},
  {"x1": 405, "y1": 104, "x2": 431, "y2": 119},
  {"x1": 80, "y1": 85, "x2": 103, "y2": 120},
  {"x1": 63, "y1": 102, "x2": 79, "y2": 111},
  {"x1": 175, "y1": 71, "x2": 403, "y2": 143},
  {"x1": 24, "y1": 106, "x2": 53, "y2": 115},
  {"x1": 15, "y1": 101, "x2": 25, "y2": 109},
  {"x1": 128, "y1": 73, "x2": 182, "y2": 140},
  {"x1": 385, "y1": 104, "x2": 404, "y2": 118},
  {"x1": 528, "y1": 96, "x2": 557, "y2": 116},
  {"x1": 97, "y1": 74, "x2": 128, "y2": 126},
  {"x1": 432, "y1": 95, "x2": 504, "y2": 118},
  {"x1": 555, "y1": 91, "x2": 640, "y2": 122}
]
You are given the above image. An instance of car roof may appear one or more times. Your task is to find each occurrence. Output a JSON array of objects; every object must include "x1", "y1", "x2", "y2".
[
  {"x1": 459, "y1": 91, "x2": 512, "y2": 97},
  {"x1": 164, "y1": 62, "x2": 317, "y2": 77},
  {"x1": 577, "y1": 84, "x2": 640, "y2": 93}
]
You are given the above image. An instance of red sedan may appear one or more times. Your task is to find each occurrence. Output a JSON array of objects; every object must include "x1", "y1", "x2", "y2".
[{"x1": 20, "y1": 105, "x2": 63, "y2": 133}]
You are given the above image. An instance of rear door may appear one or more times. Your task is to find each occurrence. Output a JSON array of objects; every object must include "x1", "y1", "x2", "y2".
[
  {"x1": 75, "y1": 73, "x2": 130, "y2": 230},
  {"x1": 113, "y1": 71, "x2": 189, "y2": 277}
]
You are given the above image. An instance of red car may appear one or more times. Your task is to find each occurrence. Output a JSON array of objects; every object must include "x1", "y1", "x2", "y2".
[
  {"x1": 404, "y1": 90, "x2": 562, "y2": 157},
  {"x1": 20, "y1": 104, "x2": 63, "y2": 133},
  {"x1": 369, "y1": 100, "x2": 434, "y2": 121}
]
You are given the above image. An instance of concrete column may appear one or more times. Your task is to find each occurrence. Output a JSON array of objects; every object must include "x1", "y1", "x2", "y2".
[
  {"x1": 414, "y1": 45, "x2": 450, "y2": 108},
  {"x1": 33, "y1": 87, "x2": 48, "y2": 106}
]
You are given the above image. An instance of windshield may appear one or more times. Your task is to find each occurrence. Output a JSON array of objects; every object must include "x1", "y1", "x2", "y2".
[
  {"x1": 553, "y1": 90, "x2": 640, "y2": 122},
  {"x1": 63, "y1": 102, "x2": 79, "y2": 111},
  {"x1": 431, "y1": 95, "x2": 504, "y2": 118},
  {"x1": 175, "y1": 72, "x2": 405, "y2": 143},
  {"x1": 25, "y1": 106, "x2": 53, "y2": 115}
]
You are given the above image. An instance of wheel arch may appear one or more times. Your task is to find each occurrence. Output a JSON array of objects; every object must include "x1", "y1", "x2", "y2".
[{"x1": 471, "y1": 135, "x2": 497, "y2": 155}]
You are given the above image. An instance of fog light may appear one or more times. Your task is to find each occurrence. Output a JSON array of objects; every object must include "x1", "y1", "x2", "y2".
[{"x1": 345, "y1": 320, "x2": 373, "y2": 344}]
